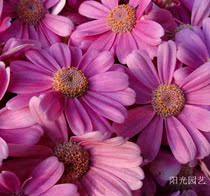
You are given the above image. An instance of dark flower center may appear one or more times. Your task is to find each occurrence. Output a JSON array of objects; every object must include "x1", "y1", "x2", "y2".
[
  {"x1": 17, "y1": 0, "x2": 45, "y2": 25},
  {"x1": 52, "y1": 67, "x2": 88, "y2": 98},
  {"x1": 107, "y1": 4, "x2": 136, "y2": 33},
  {"x1": 153, "y1": 0, "x2": 180, "y2": 8},
  {"x1": 152, "y1": 84, "x2": 185, "y2": 118},
  {"x1": 54, "y1": 142, "x2": 90, "y2": 183}
]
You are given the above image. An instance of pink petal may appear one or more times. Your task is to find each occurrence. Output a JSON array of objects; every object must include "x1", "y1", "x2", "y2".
[
  {"x1": 39, "y1": 91, "x2": 65, "y2": 121},
  {"x1": 89, "y1": 71, "x2": 128, "y2": 92},
  {"x1": 83, "y1": 91, "x2": 127, "y2": 123},
  {"x1": 24, "y1": 157, "x2": 64, "y2": 196},
  {"x1": 133, "y1": 20, "x2": 164, "y2": 46},
  {"x1": 186, "y1": 86, "x2": 210, "y2": 105},
  {"x1": 126, "y1": 50, "x2": 160, "y2": 90},
  {"x1": 9, "y1": 71, "x2": 52, "y2": 94},
  {"x1": 116, "y1": 32, "x2": 137, "y2": 64},
  {"x1": 81, "y1": 50, "x2": 114, "y2": 77},
  {"x1": 65, "y1": 99, "x2": 93, "y2": 135},
  {"x1": 113, "y1": 105, "x2": 155, "y2": 138},
  {"x1": 157, "y1": 41, "x2": 177, "y2": 84},
  {"x1": 0, "y1": 63, "x2": 10, "y2": 100},
  {"x1": 136, "y1": 0, "x2": 151, "y2": 19},
  {"x1": 29, "y1": 96, "x2": 68, "y2": 143},
  {"x1": 95, "y1": 164, "x2": 144, "y2": 190},
  {"x1": 40, "y1": 184, "x2": 79, "y2": 196},
  {"x1": 101, "y1": 0, "x2": 118, "y2": 9},
  {"x1": 129, "y1": 0, "x2": 140, "y2": 7},
  {"x1": 180, "y1": 62, "x2": 210, "y2": 93},
  {"x1": 180, "y1": 104, "x2": 210, "y2": 132},
  {"x1": 166, "y1": 117, "x2": 196, "y2": 163},
  {"x1": 42, "y1": 14, "x2": 74, "y2": 37},
  {"x1": 69, "y1": 46, "x2": 82, "y2": 67},
  {"x1": 173, "y1": 67, "x2": 194, "y2": 86},
  {"x1": 178, "y1": 115, "x2": 210, "y2": 159},
  {"x1": 51, "y1": 0, "x2": 66, "y2": 15},
  {"x1": 176, "y1": 29, "x2": 209, "y2": 68},
  {"x1": 0, "y1": 125, "x2": 43, "y2": 145},
  {"x1": 137, "y1": 115, "x2": 163, "y2": 164},
  {"x1": 75, "y1": 19, "x2": 110, "y2": 37},
  {"x1": 49, "y1": 43, "x2": 71, "y2": 68},
  {"x1": 88, "y1": 30, "x2": 116, "y2": 52},
  {"x1": 100, "y1": 87, "x2": 136, "y2": 106},
  {"x1": 203, "y1": 18, "x2": 210, "y2": 54},
  {"x1": 26, "y1": 49, "x2": 61, "y2": 72},
  {"x1": 0, "y1": 138, "x2": 8, "y2": 165},
  {"x1": 85, "y1": 167, "x2": 132, "y2": 196},
  {"x1": 79, "y1": 1, "x2": 110, "y2": 19},
  {"x1": 191, "y1": 0, "x2": 210, "y2": 27},
  {"x1": 0, "y1": 171, "x2": 20, "y2": 193},
  {"x1": 0, "y1": 107, "x2": 35, "y2": 129}
]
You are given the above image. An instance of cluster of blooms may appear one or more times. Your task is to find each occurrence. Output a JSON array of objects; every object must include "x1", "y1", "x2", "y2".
[{"x1": 0, "y1": 0, "x2": 210, "y2": 195}]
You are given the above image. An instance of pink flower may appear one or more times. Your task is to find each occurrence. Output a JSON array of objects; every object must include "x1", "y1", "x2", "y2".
[
  {"x1": 1, "y1": 0, "x2": 74, "y2": 47},
  {"x1": 71, "y1": 0, "x2": 164, "y2": 64},
  {"x1": 9, "y1": 43, "x2": 135, "y2": 134},
  {"x1": 113, "y1": 40, "x2": 210, "y2": 164},
  {"x1": 9, "y1": 96, "x2": 145, "y2": 196},
  {"x1": 0, "y1": 157, "x2": 79, "y2": 196}
]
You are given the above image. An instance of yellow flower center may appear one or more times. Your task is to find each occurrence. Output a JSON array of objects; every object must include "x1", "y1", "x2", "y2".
[
  {"x1": 152, "y1": 84, "x2": 185, "y2": 118},
  {"x1": 107, "y1": 4, "x2": 136, "y2": 33},
  {"x1": 52, "y1": 67, "x2": 88, "y2": 98}
]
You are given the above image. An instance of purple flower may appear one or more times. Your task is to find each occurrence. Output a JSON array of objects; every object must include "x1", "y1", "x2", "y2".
[
  {"x1": 113, "y1": 40, "x2": 210, "y2": 164},
  {"x1": 71, "y1": 0, "x2": 164, "y2": 64},
  {"x1": 7, "y1": 96, "x2": 145, "y2": 196},
  {"x1": 9, "y1": 43, "x2": 135, "y2": 134},
  {"x1": 1, "y1": 0, "x2": 74, "y2": 47},
  {"x1": 0, "y1": 157, "x2": 79, "y2": 196}
]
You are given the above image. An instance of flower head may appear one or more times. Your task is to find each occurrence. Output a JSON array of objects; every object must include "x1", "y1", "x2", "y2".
[
  {"x1": 71, "y1": 0, "x2": 164, "y2": 63},
  {"x1": 113, "y1": 40, "x2": 210, "y2": 164},
  {"x1": 1, "y1": 0, "x2": 74, "y2": 47}
]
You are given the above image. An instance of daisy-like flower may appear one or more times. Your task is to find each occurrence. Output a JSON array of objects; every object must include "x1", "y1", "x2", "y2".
[
  {"x1": 0, "y1": 157, "x2": 79, "y2": 196},
  {"x1": 113, "y1": 40, "x2": 210, "y2": 164},
  {"x1": 10, "y1": 96, "x2": 144, "y2": 196},
  {"x1": 9, "y1": 43, "x2": 135, "y2": 134},
  {"x1": 1, "y1": 0, "x2": 74, "y2": 47},
  {"x1": 71, "y1": 0, "x2": 164, "y2": 64},
  {"x1": 176, "y1": 18, "x2": 210, "y2": 69}
]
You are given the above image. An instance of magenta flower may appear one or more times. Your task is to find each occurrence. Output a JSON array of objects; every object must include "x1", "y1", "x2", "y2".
[
  {"x1": 113, "y1": 40, "x2": 210, "y2": 164},
  {"x1": 176, "y1": 18, "x2": 210, "y2": 69},
  {"x1": 1, "y1": 0, "x2": 74, "y2": 47},
  {"x1": 0, "y1": 157, "x2": 79, "y2": 196},
  {"x1": 0, "y1": 62, "x2": 10, "y2": 101},
  {"x1": 9, "y1": 96, "x2": 144, "y2": 196},
  {"x1": 9, "y1": 43, "x2": 135, "y2": 134},
  {"x1": 71, "y1": 0, "x2": 164, "y2": 64}
]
